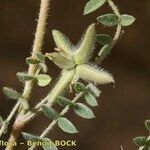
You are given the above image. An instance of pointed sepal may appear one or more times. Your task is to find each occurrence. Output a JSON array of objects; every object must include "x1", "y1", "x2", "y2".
[
  {"x1": 52, "y1": 30, "x2": 73, "y2": 55},
  {"x1": 74, "y1": 24, "x2": 96, "y2": 64},
  {"x1": 76, "y1": 64, "x2": 114, "y2": 84}
]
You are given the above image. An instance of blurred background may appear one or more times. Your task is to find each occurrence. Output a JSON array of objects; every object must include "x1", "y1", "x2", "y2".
[{"x1": 0, "y1": 0, "x2": 150, "y2": 149}]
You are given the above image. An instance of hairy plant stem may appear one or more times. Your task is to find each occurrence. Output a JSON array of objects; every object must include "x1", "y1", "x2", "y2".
[
  {"x1": 97, "y1": 0, "x2": 122, "y2": 63},
  {"x1": 5, "y1": 0, "x2": 50, "y2": 150},
  {"x1": 28, "y1": 91, "x2": 85, "y2": 150},
  {"x1": 107, "y1": 0, "x2": 122, "y2": 45}
]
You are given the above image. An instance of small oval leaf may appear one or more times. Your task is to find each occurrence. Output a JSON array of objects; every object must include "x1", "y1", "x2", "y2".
[
  {"x1": 22, "y1": 132, "x2": 41, "y2": 141},
  {"x1": 120, "y1": 14, "x2": 136, "y2": 26},
  {"x1": 57, "y1": 117, "x2": 78, "y2": 134},
  {"x1": 74, "y1": 82, "x2": 87, "y2": 93},
  {"x1": 42, "y1": 138, "x2": 57, "y2": 150},
  {"x1": 87, "y1": 83, "x2": 101, "y2": 97},
  {"x1": 26, "y1": 57, "x2": 40, "y2": 64},
  {"x1": 42, "y1": 105, "x2": 59, "y2": 120},
  {"x1": 85, "y1": 92, "x2": 98, "y2": 107},
  {"x1": 35, "y1": 52, "x2": 46, "y2": 61},
  {"x1": 36, "y1": 74, "x2": 52, "y2": 87},
  {"x1": 84, "y1": 0, "x2": 106, "y2": 15},
  {"x1": 3, "y1": 87, "x2": 21, "y2": 100},
  {"x1": 57, "y1": 96, "x2": 74, "y2": 107},
  {"x1": 16, "y1": 72, "x2": 34, "y2": 82},
  {"x1": 133, "y1": 136, "x2": 147, "y2": 147},
  {"x1": 145, "y1": 120, "x2": 150, "y2": 131},
  {"x1": 98, "y1": 44, "x2": 112, "y2": 61},
  {"x1": 0, "y1": 116, "x2": 3, "y2": 126},
  {"x1": 97, "y1": 14, "x2": 119, "y2": 26},
  {"x1": 96, "y1": 34, "x2": 112, "y2": 45},
  {"x1": 74, "y1": 103, "x2": 95, "y2": 119}
]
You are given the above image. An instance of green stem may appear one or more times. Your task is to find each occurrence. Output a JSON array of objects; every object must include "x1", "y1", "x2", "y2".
[
  {"x1": 28, "y1": 91, "x2": 85, "y2": 150},
  {"x1": 0, "y1": 100, "x2": 21, "y2": 137},
  {"x1": 24, "y1": 69, "x2": 75, "y2": 122}
]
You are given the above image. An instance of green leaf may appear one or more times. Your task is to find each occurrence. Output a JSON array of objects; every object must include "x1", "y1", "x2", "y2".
[
  {"x1": 58, "y1": 117, "x2": 78, "y2": 134},
  {"x1": 96, "y1": 34, "x2": 112, "y2": 45},
  {"x1": 16, "y1": 72, "x2": 34, "y2": 82},
  {"x1": 36, "y1": 74, "x2": 52, "y2": 87},
  {"x1": 35, "y1": 52, "x2": 46, "y2": 61},
  {"x1": 84, "y1": 0, "x2": 106, "y2": 15},
  {"x1": 85, "y1": 92, "x2": 98, "y2": 107},
  {"x1": 74, "y1": 82, "x2": 87, "y2": 93},
  {"x1": 26, "y1": 57, "x2": 40, "y2": 64},
  {"x1": 74, "y1": 103, "x2": 95, "y2": 119},
  {"x1": 22, "y1": 132, "x2": 41, "y2": 141},
  {"x1": 0, "y1": 116, "x2": 3, "y2": 126},
  {"x1": 87, "y1": 83, "x2": 101, "y2": 97},
  {"x1": 42, "y1": 105, "x2": 59, "y2": 119},
  {"x1": 97, "y1": 14, "x2": 119, "y2": 26},
  {"x1": 3, "y1": 87, "x2": 21, "y2": 100},
  {"x1": 2, "y1": 121, "x2": 9, "y2": 134},
  {"x1": 57, "y1": 96, "x2": 74, "y2": 107},
  {"x1": 120, "y1": 14, "x2": 136, "y2": 26},
  {"x1": 145, "y1": 120, "x2": 150, "y2": 131},
  {"x1": 22, "y1": 133, "x2": 57, "y2": 150},
  {"x1": 98, "y1": 44, "x2": 112, "y2": 61},
  {"x1": 42, "y1": 138, "x2": 57, "y2": 150},
  {"x1": 133, "y1": 136, "x2": 147, "y2": 147}
]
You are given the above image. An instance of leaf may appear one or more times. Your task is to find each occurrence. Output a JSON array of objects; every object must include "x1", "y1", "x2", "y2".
[
  {"x1": 42, "y1": 138, "x2": 57, "y2": 150},
  {"x1": 22, "y1": 133, "x2": 57, "y2": 150},
  {"x1": 57, "y1": 117, "x2": 78, "y2": 134},
  {"x1": 3, "y1": 87, "x2": 21, "y2": 100},
  {"x1": 74, "y1": 82, "x2": 87, "y2": 93},
  {"x1": 96, "y1": 34, "x2": 112, "y2": 45},
  {"x1": 36, "y1": 74, "x2": 52, "y2": 87},
  {"x1": 42, "y1": 105, "x2": 59, "y2": 119},
  {"x1": 16, "y1": 72, "x2": 34, "y2": 82},
  {"x1": 35, "y1": 52, "x2": 46, "y2": 61},
  {"x1": 0, "y1": 116, "x2": 3, "y2": 126},
  {"x1": 74, "y1": 103, "x2": 95, "y2": 119},
  {"x1": 98, "y1": 44, "x2": 112, "y2": 61},
  {"x1": 26, "y1": 57, "x2": 40, "y2": 64},
  {"x1": 145, "y1": 120, "x2": 150, "y2": 131},
  {"x1": 85, "y1": 92, "x2": 98, "y2": 107},
  {"x1": 57, "y1": 96, "x2": 74, "y2": 107},
  {"x1": 120, "y1": 14, "x2": 136, "y2": 26},
  {"x1": 87, "y1": 83, "x2": 101, "y2": 97},
  {"x1": 97, "y1": 14, "x2": 119, "y2": 26},
  {"x1": 2, "y1": 121, "x2": 9, "y2": 134},
  {"x1": 84, "y1": 0, "x2": 106, "y2": 15},
  {"x1": 133, "y1": 136, "x2": 147, "y2": 147},
  {"x1": 22, "y1": 132, "x2": 41, "y2": 141}
]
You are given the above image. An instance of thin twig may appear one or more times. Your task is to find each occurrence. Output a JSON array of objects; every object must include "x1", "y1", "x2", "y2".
[
  {"x1": 28, "y1": 91, "x2": 85, "y2": 150},
  {"x1": 97, "y1": 0, "x2": 122, "y2": 63}
]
